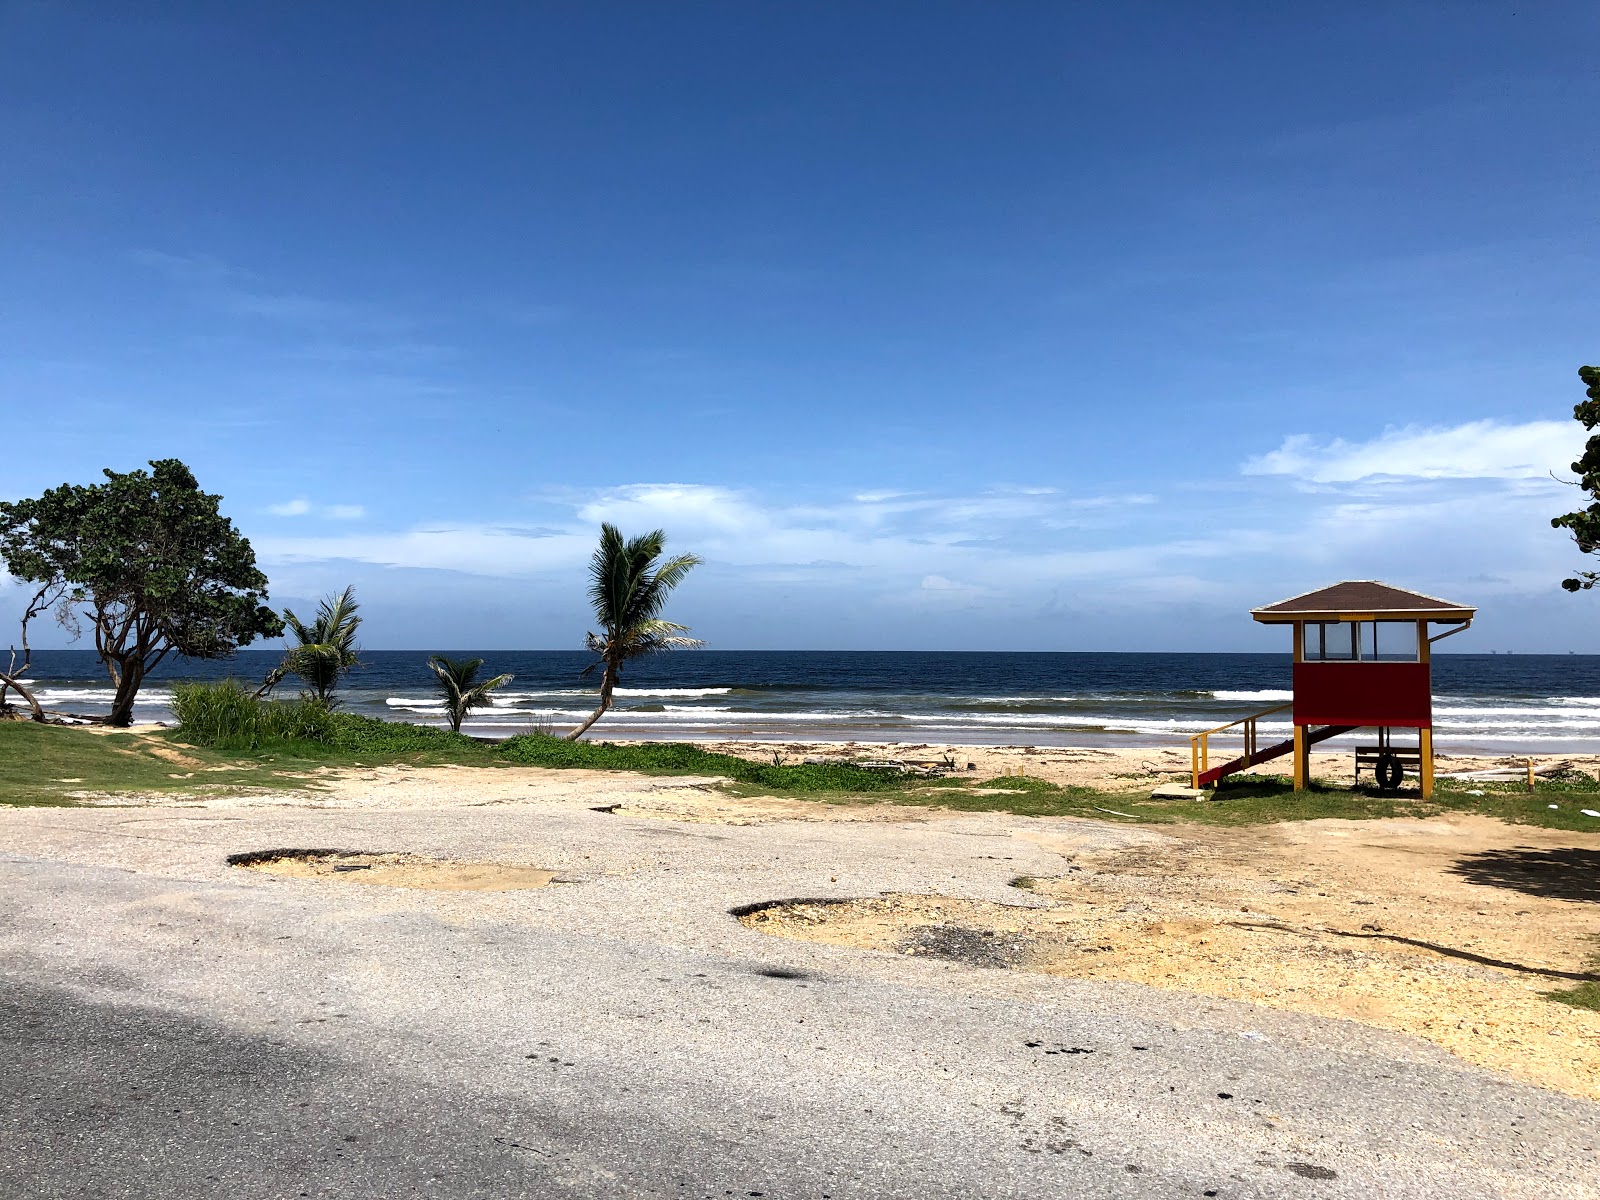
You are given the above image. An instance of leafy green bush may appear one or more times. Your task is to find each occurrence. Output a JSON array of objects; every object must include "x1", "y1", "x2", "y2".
[
  {"x1": 321, "y1": 711, "x2": 478, "y2": 754},
  {"x1": 170, "y1": 679, "x2": 333, "y2": 751}
]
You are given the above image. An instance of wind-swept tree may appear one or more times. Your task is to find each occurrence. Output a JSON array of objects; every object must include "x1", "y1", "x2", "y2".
[
  {"x1": 0, "y1": 459, "x2": 282, "y2": 726},
  {"x1": 426, "y1": 655, "x2": 514, "y2": 733},
  {"x1": 261, "y1": 586, "x2": 363, "y2": 703},
  {"x1": 1552, "y1": 365, "x2": 1600, "y2": 592},
  {"x1": 567, "y1": 524, "x2": 702, "y2": 741}
]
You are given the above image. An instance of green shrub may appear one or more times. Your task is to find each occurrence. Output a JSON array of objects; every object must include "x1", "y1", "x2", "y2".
[
  {"x1": 170, "y1": 680, "x2": 333, "y2": 751},
  {"x1": 321, "y1": 711, "x2": 478, "y2": 754}
]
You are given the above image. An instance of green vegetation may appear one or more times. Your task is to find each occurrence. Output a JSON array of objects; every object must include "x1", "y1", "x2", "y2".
[
  {"x1": 264, "y1": 585, "x2": 364, "y2": 703},
  {"x1": 169, "y1": 680, "x2": 491, "y2": 762},
  {"x1": 427, "y1": 655, "x2": 514, "y2": 733},
  {"x1": 498, "y1": 733, "x2": 911, "y2": 792},
  {"x1": 315, "y1": 711, "x2": 489, "y2": 758},
  {"x1": 569, "y1": 523, "x2": 702, "y2": 741},
  {"x1": 0, "y1": 719, "x2": 324, "y2": 807},
  {"x1": 0, "y1": 458, "x2": 282, "y2": 726},
  {"x1": 1544, "y1": 981, "x2": 1600, "y2": 1012},
  {"x1": 170, "y1": 679, "x2": 334, "y2": 751},
  {"x1": 6, "y1": 698, "x2": 1600, "y2": 834},
  {"x1": 1543, "y1": 940, "x2": 1600, "y2": 1012},
  {"x1": 1551, "y1": 364, "x2": 1600, "y2": 592}
]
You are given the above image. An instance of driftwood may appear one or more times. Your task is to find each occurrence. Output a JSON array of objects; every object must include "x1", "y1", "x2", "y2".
[
  {"x1": 0, "y1": 646, "x2": 43, "y2": 722},
  {"x1": 1437, "y1": 760, "x2": 1580, "y2": 782},
  {"x1": 0, "y1": 581, "x2": 70, "y2": 722}
]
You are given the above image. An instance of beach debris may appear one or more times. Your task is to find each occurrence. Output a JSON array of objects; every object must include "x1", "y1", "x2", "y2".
[
  {"x1": 1582, "y1": 810, "x2": 1600, "y2": 819},
  {"x1": 1093, "y1": 806, "x2": 1141, "y2": 818},
  {"x1": 1239, "y1": 1030, "x2": 1269, "y2": 1043},
  {"x1": 852, "y1": 758, "x2": 942, "y2": 777},
  {"x1": 1549, "y1": 804, "x2": 1560, "y2": 810},
  {"x1": 1440, "y1": 760, "x2": 1576, "y2": 782},
  {"x1": 1149, "y1": 784, "x2": 1208, "y2": 801}
]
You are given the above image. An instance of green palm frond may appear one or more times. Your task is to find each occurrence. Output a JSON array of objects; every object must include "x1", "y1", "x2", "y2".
[
  {"x1": 427, "y1": 654, "x2": 513, "y2": 732},
  {"x1": 567, "y1": 524, "x2": 702, "y2": 740},
  {"x1": 275, "y1": 585, "x2": 363, "y2": 702}
]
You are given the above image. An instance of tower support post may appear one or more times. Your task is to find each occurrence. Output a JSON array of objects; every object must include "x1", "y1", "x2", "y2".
[
  {"x1": 1420, "y1": 726, "x2": 1434, "y2": 799},
  {"x1": 1293, "y1": 725, "x2": 1307, "y2": 791}
]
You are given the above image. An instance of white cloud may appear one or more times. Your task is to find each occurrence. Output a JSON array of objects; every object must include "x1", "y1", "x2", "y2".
[
  {"x1": 576, "y1": 484, "x2": 754, "y2": 533},
  {"x1": 1243, "y1": 420, "x2": 1581, "y2": 483},
  {"x1": 267, "y1": 499, "x2": 366, "y2": 520},
  {"x1": 252, "y1": 482, "x2": 1172, "y2": 588},
  {"x1": 920, "y1": 574, "x2": 981, "y2": 592}
]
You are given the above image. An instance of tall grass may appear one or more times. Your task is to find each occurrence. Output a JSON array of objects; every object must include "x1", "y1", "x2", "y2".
[
  {"x1": 170, "y1": 679, "x2": 482, "y2": 757},
  {"x1": 170, "y1": 680, "x2": 333, "y2": 751}
]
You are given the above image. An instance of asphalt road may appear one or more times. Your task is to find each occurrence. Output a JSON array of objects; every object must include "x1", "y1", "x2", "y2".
[{"x1": 1, "y1": 794, "x2": 1595, "y2": 1199}]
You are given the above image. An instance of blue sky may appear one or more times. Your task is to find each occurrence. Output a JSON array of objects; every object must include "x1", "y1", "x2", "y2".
[{"x1": 3, "y1": 2, "x2": 1597, "y2": 652}]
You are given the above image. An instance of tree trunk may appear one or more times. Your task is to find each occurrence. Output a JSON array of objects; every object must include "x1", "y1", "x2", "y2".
[
  {"x1": 106, "y1": 660, "x2": 145, "y2": 727},
  {"x1": 565, "y1": 663, "x2": 617, "y2": 741},
  {"x1": 0, "y1": 670, "x2": 45, "y2": 721}
]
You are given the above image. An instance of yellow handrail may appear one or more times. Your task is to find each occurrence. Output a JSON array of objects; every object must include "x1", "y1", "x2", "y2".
[{"x1": 1190, "y1": 702, "x2": 1293, "y2": 788}]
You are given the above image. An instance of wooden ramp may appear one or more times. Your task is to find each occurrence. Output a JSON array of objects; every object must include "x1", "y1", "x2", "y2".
[
  {"x1": 1196, "y1": 722, "x2": 1353, "y2": 787},
  {"x1": 1191, "y1": 702, "x2": 1356, "y2": 788}
]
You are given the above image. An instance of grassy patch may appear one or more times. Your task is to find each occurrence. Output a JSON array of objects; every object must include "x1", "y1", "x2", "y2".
[
  {"x1": 498, "y1": 733, "x2": 912, "y2": 792},
  {"x1": 0, "y1": 721, "x2": 323, "y2": 806},
  {"x1": 10, "y1": 710, "x2": 1600, "y2": 833},
  {"x1": 1544, "y1": 981, "x2": 1600, "y2": 1012}
]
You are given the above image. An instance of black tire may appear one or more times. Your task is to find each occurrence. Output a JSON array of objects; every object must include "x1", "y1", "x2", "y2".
[{"x1": 1375, "y1": 753, "x2": 1404, "y2": 791}]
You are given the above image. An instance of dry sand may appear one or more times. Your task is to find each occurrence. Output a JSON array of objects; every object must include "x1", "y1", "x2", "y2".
[
  {"x1": 234, "y1": 849, "x2": 560, "y2": 891},
  {"x1": 740, "y1": 813, "x2": 1600, "y2": 1100}
]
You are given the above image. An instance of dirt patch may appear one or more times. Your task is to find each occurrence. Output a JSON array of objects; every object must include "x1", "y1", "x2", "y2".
[
  {"x1": 231, "y1": 848, "x2": 560, "y2": 891},
  {"x1": 739, "y1": 815, "x2": 1600, "y2": 1100}
]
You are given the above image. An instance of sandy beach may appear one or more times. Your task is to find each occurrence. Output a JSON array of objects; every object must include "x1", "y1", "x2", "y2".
[{"x1": 664, "y1": 738, "x2": 1600, "y2": 792}]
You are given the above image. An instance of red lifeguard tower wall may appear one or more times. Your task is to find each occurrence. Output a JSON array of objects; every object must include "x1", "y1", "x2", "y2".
[{"x1": 1291, "y1": 659, "x2": 1432, "y2": 728}]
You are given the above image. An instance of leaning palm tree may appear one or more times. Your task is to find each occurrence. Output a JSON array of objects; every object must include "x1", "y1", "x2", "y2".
[
  {"x1": 427, "y1": 655, "x2": 514, "y2": 733},
  {"x1": 260, "y1": 585, "x2": 363, "y2": 704},
  {"x1": 566, "y1": 524, "x2": 703, "y2": 741}
]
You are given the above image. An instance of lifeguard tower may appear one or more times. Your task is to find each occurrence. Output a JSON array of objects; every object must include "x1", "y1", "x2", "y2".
[{"x1": 1191, "y1": 581, "x2": 1474, "y2": 797}]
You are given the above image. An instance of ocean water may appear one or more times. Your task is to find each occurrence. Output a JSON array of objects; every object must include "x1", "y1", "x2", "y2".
[{"x1": 8, "y1": 649, "x2": 1598, "y2": 755}]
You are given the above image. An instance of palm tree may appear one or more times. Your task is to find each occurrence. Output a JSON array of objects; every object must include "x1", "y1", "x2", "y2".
[
  {"x1": 567, "y1": 524, "x2": 702, "y2": 741},
  {"x1": 427, "y1": 655, "x2": 514, "y2": 733},
  {"x1": 262, "y1": 586, "x2": 363, "y2": 704}
]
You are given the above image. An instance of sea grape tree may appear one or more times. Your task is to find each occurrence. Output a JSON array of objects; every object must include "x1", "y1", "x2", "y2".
[
  {"x1": 1552, "y1": 365, "x2": 1600, "y2": 592},
  {"x1": 0, "y1": 458, "x2": 283, "y2": 726}
]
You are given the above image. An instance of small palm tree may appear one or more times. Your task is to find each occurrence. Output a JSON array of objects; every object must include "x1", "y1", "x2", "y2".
[
  {"x1": 261, "y1": 586, "x2": 363, "y2": 704},
  {"x1": 427, "y1": 655, "x2": 514, "y2": 733},
  {"x1": 567, "y1": 524, "x2": 702, "y2": 741}
]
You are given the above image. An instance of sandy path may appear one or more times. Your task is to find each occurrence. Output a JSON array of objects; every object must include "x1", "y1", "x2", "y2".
[{"x1": 742, "y1": 813, "x2": 1600, "y2": 1099}]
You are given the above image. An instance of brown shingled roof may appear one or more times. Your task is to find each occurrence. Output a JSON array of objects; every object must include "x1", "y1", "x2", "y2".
[{"x1": 1251, "y1": 580, "x2": 1474, "y2": 622}]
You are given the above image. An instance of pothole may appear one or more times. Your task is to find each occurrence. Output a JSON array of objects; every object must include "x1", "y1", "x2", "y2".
[
  {"x1": 227, "y1": 848, "x2": 561, "y2": 891},
  {"x1": 737, "y1": 894, "x2": 1047, "y2": 970}
]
